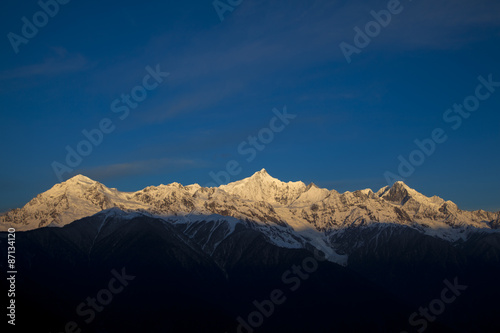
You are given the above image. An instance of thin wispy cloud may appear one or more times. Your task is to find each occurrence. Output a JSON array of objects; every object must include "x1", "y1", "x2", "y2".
[
  {"x1": 0, "y1": 51, "x2": 88, "y2": 81},
  {"x1": 79, "y1": 158, "x2": 202, "y2": 182},
  {"x1": 332, "y1": 0, "x2": 500, "y2": 51},
  {"x1": 142, "y1": 78, "x2": 247, "y2": 123}
]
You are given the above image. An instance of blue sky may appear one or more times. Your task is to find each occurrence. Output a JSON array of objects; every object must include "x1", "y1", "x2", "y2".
[{"x1": 1, "y1": 0, "x2": 499, "y2": 212}]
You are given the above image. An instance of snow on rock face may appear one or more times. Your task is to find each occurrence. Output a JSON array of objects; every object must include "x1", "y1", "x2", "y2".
[
  {"x1": 0, "y1": 175, "x2": 147, "y2": 230},
  {"x1": 0, "y1": 171, "x2": 498, "y2": 246},
  {"x1": 491, "y1": 214, "x2": 500, "y2": 229},
  {"x1": 220, "y1": 169, "x2": 307, "y2": 206},
  {"x1": 132, "y1": 183, "x2": 196, "y2": 215},
  {"x1": 291, "y1": 183, "x2": 330, "y2": 207},
  {"x1": 380, "y1": 181, "x2": 412, "y2": 204}
]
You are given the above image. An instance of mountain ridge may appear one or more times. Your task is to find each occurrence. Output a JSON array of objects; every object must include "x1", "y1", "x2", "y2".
[
  {"x1": 1, "y1": 170, "x2": 498, "y2": 246},
  {"x1": 2, "y1": 172, "x2": 500, "y2": 332}
]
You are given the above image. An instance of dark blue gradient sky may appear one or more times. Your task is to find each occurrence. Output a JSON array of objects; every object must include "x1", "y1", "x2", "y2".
[{"x1": 1, "y1": 0, "x2": 499, "y2": 212}]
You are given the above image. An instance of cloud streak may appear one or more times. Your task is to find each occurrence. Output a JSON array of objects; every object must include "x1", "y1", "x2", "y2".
[
  {"x1": 79, "y1": 158, "x2": 201, "y2": 181},
  {"x1": 0, "y1": 52, "x2": 89, "y2": 81}
]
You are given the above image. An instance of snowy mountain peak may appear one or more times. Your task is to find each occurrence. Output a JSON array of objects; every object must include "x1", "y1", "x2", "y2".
[
  {"x1": 380, "y1": 180, "x2": 448, "y2": 212},
  {"x1": 389, "y1": 180, "x2": 414, "y2": 193},
  {"x1": 220, "y1": 170, "x2": 306, "y2": 206},
  {"x1": 65, "y1": 174, "x2": 95, "y2": 185},
  {"x1": 249, "y1": 168, "x2": 273, "y2": 180},
  {"x1": 381, "y1": 181, "x2": 414, "y2": 204},
  {"x1": 306, "y1": 182, "x2": 319, "y2": 190},
  {"x1": 393, "y1": 180, "x2": 408, "y2": 187},
  {"x1": 257, "y1": 168, "x2": 269, "y2": 175}
]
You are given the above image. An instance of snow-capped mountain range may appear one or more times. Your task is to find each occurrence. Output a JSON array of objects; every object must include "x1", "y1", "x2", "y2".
[
  {"x1": 3, "y1": 169, "x2": 499, "y2": 332},
  {"x1": 1, "y1": 169, "x2": 498, "y2": 264}
]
